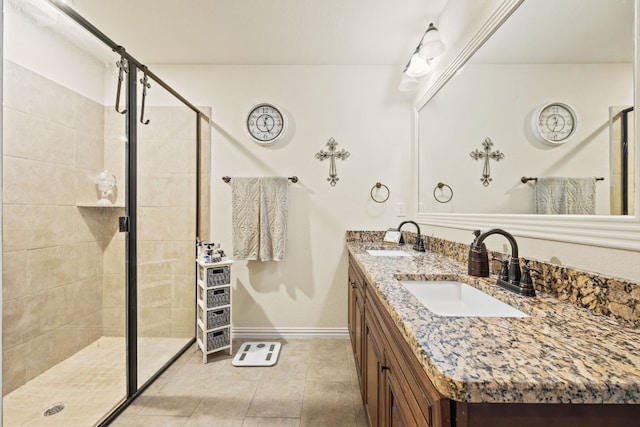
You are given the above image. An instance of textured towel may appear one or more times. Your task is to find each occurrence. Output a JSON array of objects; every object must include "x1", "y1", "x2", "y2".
[
  {"x1": 535, "y1": 177, "x2": 596, "y2": 214},
  {"x1": 231, "y1": 177, "x2": 289, "y2": 261},
  {"x1": 231, "y1": 178, "x2": 261, "y2": 260}
]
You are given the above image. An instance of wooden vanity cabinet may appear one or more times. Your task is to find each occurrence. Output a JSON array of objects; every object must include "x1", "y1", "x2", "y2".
[
  {"x1": 349, "y1": 256, "x2": 450, "y2": 427},
  {"x1": 348, "y1": 254, "x2": 640, "y2": 427}
]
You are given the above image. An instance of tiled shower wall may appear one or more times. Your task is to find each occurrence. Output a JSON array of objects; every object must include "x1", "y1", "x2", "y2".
[{"x1": 2, "y1": 61, "x2": 105, "y2": 394}]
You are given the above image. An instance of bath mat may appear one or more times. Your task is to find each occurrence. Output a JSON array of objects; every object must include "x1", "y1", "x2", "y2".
[{"x1": 232, "y1": 341, "x2": 281, "y2": 367}]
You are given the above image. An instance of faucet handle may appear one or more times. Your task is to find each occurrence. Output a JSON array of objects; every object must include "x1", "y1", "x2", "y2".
[{"x1": 492, "y1": 257, "x2": 509, "y2": 281}]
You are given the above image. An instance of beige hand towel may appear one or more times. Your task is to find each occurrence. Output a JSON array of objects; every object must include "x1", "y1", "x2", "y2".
[
  {"x1": 231, "y1": 177, "x2": 261, "y2": 260},
  {"x1": 259, "y1": 177, "x2": 289, "y2": 261},
  {"x1": 231, "y1": 177, "x2": 289, "y2": 261},
  {"x1": 535, "y1": 177, "x2": 596, "y2": 215}
]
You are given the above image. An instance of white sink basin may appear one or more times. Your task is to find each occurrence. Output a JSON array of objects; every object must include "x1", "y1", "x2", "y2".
[
  {"x1": 400, "y1": 280, "x2": 528, "y2": 318},
  {"x1": 367, "y1": 249, "x2": 412, "y2": 257}
]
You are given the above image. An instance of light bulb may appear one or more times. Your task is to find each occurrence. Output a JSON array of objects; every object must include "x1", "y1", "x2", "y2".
[{"x1": 405, "y1": 53, "x2": 431, "y2": 78}]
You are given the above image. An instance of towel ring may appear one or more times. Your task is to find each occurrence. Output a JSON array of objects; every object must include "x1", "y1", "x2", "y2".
[
  {"x1": 433, "y1": 182, "x2": 453, "y2": 203},
  {"x1": 370, "y1": 182, "x2": 390, "y2": 203}
]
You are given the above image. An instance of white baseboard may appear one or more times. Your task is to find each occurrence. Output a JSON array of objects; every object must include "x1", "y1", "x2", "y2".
[{"x1": 232, "y1": 327, "x2": 349, "y2": 339}]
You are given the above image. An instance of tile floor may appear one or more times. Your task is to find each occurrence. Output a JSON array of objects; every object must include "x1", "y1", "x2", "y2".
[
  {"x1": 110, "y1": 338, "x2": 368, "y2": 426},
  {"x1": 2, "y1": 337, "x2": 189, "y2": 427}
]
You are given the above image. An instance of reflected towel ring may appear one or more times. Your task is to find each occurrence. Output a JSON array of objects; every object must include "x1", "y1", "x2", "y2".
[
  {"x1": 433, "y1": 182, "x2": 453, "y2": 203},
  {"x1": 370, "y1": 182, "x2": 390, "y2": 203}
]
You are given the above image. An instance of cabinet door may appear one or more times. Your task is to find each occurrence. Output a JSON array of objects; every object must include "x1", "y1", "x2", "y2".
[
  {"x1": 348, "y1": 268, "x2": 365, "y2": 393},
  {"x1": 365, "y1": 317, "x2": 386, "y2": 427},
  {"x1": 387, "y1": 368, "x2": 418, "y2": 427}
]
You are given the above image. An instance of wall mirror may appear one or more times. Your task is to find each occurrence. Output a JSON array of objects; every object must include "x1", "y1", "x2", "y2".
[{"x1": 415, "y1": 0, "x2": 640, "y2": 250}]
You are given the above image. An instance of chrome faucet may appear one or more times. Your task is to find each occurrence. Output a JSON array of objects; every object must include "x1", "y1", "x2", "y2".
[
  {"x1": 468, "y1": 228, "x2": 535, "y2": 297},
  {"x1": 396, "y1": 220, "x2": 425, "y2": 252}
]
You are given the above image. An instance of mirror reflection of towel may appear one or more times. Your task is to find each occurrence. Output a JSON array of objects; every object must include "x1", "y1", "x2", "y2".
[
  {"x1": 535, "y1": 177, "x2": 596, "y2": 215},
  {"x1": 231, "y1": 177, "x2": 289, "y2": 261}
]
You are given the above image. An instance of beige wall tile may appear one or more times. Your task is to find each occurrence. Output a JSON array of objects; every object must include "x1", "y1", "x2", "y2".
[
  {"x1": 138, "y1": 308, "x2": 172, "y2": 337},
  {"x1": 75, "y1": 95, "x2": 104, "y2": 136},
  {"x1": 26, "y1": 161, "x2": 77, "y2": 205},
  {"x1": 2, "y1": 156, "x2": 30, "y2": 204},
  {"x1": 170, "y1": 107, "x2": 198, "y2": 140},
  {"x1": 103, "y1": 274, "x2": 126, "y2": 308},
  {"x1": 136, "y1": 107, "x2": 172, "y2": 140},
  {"x1": 3, "y1": 205, "x2": 75, "y2": 252},
  {"x1": 138, "y1": 277, "x2": 172, "y2": 309},
  {"x1": 3, "y1": 295, "x2": 29, "y2": 349},
  {"x1": 3, "y1": 60, "x2": 30, "y2": 113},
  {"x1": 25, "y1": 328, "x2": 84, "y2": 381},
  {"x1": 102, "y1": 307, "x2": 126, "y2": 337},
  {"x1": 137, "y1": 174, "x2": 196, "y2": 207},
  {"x1": 2, "y1": 250, "x2": 28, "y2": 302},
  {"x1": 26, "y1": 244, "x2": 78, "y2": 294},
  {"x1": 138, "y1": 137, "x2": 196, "y2": 175},
  {"x1": 171, "y1": 275, "x2": 195, "y2": 309},
  {"x1": 103, "y1": 238, "x2": 126, "y2": 275},
  {"x1": 171, "y1": 308, "x2": 195, "y2": 338},
  {"x1": 28, "y1": 71, "x2": 78, "y2": 127},
  {"x1": 138, "y1": 207, "x2": 196, "y2": 242},
  {"x1": 2, "y1": 343, "x2": 28, "y2": 395},
  {"x1": 138, "y1": 240, "x2": 194, "y2": 277},
  {"x1": 74, "y1": 130, "x2": 104, "y2": 173},
  {"x1": 104, "y1": 108, "x2": 127, "y2": 139}
]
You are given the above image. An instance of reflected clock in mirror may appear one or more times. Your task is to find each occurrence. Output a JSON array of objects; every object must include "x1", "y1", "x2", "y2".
[{"x1": 532, "y1": 102, "x2": 578, "y2": 145}]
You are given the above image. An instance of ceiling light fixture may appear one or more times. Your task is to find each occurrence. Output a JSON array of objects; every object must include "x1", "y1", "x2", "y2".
[{"x1": 398, "y1": 23, "x2": 445, "y2": 92}]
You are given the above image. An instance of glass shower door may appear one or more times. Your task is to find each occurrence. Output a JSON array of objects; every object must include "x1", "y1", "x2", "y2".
[
  {"x1": 134, "y1": 75, "x2": 198, "y2": 387},
  {"x1": 2, "y1": 0, "x2": 128, "y2": 424}
]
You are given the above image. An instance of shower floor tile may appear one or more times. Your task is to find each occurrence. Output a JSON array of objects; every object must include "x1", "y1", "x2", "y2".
[{"x1": 3, "y1": 336, "x2": 187, "y2": 427}]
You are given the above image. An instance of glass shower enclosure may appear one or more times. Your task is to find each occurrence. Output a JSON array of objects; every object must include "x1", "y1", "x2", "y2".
[{"x1": 1, "y1": 0, "x2": 210, "y2": 425}]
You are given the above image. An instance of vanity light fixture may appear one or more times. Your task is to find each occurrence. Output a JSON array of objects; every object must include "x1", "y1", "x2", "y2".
[{"x1": 398, "y1": 23, "x2": 445, "y2": 92}]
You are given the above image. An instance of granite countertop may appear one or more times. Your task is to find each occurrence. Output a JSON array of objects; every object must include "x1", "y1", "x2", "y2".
[{"x1": 346, "y1": 241, "x2": 640, "y2": 404}]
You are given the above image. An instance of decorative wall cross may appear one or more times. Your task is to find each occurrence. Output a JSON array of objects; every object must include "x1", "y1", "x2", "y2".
[
  {"x1": 315, "y1": 137, "x2": 350, "y2": 186},
  {"x1": 470, "y1": 137, "x2": 504, "y2": 186}
]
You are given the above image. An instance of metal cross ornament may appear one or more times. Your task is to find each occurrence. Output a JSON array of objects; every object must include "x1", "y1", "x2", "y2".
[
  {"x1": 470, "y1": 137, "x2": 504, "y2": 186},
  {"x1": 315, "y1": 137, "x2": 350, "y2": 186}
]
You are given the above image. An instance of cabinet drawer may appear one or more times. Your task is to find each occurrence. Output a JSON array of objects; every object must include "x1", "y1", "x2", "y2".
[
  {"x1": 200, "y1": 265, "x2": 230, "y2": 286},
  {"x1": 197, "y1": 327, "x2": 230, "y2": 352},
  {"x1": 198, "y1": 285, "x2": 231, "y2": 308},
  {"x1": 197, "y1": 306, "x2": 231, "y2": 330}
]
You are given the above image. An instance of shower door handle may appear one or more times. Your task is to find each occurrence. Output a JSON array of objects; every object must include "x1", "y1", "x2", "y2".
[{"x1": 118, "y1": 216, "x2": 130, "y2": 233}]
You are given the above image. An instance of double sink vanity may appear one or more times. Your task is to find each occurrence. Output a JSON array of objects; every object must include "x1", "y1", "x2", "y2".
[{"x1": 347, "y1": 231, "x2": 640, "y2": 427}]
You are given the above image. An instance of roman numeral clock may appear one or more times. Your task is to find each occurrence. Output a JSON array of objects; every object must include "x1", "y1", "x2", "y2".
[{"x1": 245, "y1": 103, "x2": 288, "y2": 145}]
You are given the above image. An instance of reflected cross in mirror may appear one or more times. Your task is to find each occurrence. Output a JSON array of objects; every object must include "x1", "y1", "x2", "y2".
[{"x1": 470, "y1": 137, "x2": 505, "y2": 187}]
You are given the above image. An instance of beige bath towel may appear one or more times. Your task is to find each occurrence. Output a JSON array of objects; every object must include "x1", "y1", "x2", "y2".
[
  {"x1": 231, "y1": 177, "x2": 289, "y2": 261},
  {"x1": 231, "y1": 178, "x2": 261, "y2": 260},
  {"x1": 535, "y1": 177, "x2": 596, "y2": 214}
]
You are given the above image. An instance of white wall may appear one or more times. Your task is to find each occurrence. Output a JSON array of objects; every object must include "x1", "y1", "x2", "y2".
[
  {"x1": 150, "y1": 64, "x2": 413, "y2": 332},
  {"x1": 3, "y1": 1, "x2": 108, "y2": 103}
]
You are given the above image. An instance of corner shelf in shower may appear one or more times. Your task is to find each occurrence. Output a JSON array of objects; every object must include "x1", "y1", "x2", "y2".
[{"x1": 76, "y1": 203, "x2": 125, "y2": 208}]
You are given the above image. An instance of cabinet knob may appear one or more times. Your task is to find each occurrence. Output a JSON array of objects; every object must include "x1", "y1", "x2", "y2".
[
  {"x1": 350, "y1": 282, "x2": 357, "y2": 288},
  {"x1": 381, "y1": 365, "x2": 390, "y2": 372}
]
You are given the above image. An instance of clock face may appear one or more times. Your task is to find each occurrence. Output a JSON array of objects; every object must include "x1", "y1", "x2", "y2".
[
  {"x1": 532, "y1": 102, "x2": 577, "y2": 145},
  {"x1": 246, "y1": 103, "x2": 286, "y2": 144}
]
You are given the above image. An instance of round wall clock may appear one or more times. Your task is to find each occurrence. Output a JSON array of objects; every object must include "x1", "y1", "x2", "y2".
[
  {"x1": 531, "y1": 102, "x2": 578, "y2": 145},
  {"x1": 245, "y1": 103, "x2": 287, "y2": 145}
]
